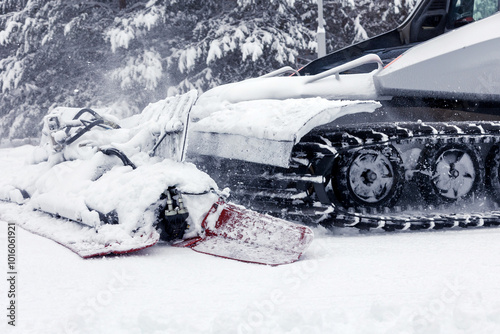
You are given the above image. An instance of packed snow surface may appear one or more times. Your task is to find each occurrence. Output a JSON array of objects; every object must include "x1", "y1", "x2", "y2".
[{"x1": 3, "y1": 145, "x2": 500, "y2": 333}]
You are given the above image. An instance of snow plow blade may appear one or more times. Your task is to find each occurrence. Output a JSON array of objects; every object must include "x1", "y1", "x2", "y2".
[
  {"x1": 175, "y1": 200, "x2": 314, "y2": 266},
  {"x1": 0, "y1": 201, "x2": 159, "y2": 258}
]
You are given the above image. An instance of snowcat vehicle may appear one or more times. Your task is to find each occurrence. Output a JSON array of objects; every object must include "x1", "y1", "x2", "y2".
[
  {"x1": 2, "y1": 0, "x2": 499, "y2": 263},
  {"x1": 185, "y1": 0, "x2": 500, "y2": 232}
]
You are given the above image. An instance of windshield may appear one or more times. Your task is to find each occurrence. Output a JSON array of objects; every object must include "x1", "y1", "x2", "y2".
[{"x1": 448, "y1": 0, "x2": 499, "y2": 28}]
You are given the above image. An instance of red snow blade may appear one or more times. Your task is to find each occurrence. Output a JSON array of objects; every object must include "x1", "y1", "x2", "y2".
[
  {"x1": 60, "y1": 229, "x2": 158, "y2": 259},
  {"x1": 176, "y1": 200, "x2": 314, "y2": 265},
  {"x1": 61, "y1": 228, "x2": 159, "y2": 259},
  {"x1": 0, "y1": 202, "x2": 159, "y2": 258}
]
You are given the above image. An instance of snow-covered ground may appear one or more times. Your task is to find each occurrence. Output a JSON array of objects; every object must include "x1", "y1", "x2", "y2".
[{"x1": 2, "y1": 145, "x2": 500, "y2": 334}]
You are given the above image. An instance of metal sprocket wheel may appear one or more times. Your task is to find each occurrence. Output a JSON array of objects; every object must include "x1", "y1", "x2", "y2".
[
  {"x1": 417, "y1": 143, "x2": 484, "y2": 204},
  {"x1": 332, "y1": 145, "x2": 404, "y2": 208}
]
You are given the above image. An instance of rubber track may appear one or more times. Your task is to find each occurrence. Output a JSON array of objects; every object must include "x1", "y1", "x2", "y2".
[{"x1": 232, "y1": 121, "x2": 500, "y2": 231}]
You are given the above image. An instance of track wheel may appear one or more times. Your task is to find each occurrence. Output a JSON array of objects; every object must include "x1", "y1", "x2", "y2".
[
  {"x1": 485, "y1": 144, "x2": 500, "y2": 203},
  {"x1": 332, "y1": 145, "x2": 404, "y2": 208},
  {"x1": 417, "y1": 143, "x2": 483, "y2": 204}
]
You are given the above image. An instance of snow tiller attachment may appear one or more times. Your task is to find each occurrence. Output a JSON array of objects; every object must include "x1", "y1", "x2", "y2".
[{"x1": 0, "y1": 91, "x2": 314, "y2": 265}]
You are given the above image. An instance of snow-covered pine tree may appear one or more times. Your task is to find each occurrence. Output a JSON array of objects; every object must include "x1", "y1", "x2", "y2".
[
  {"x1": 106, "y1": 0, "x2": 316, "y2": 98},
  {"x1": 0, "y1": 0, "x2": 124, "y2": 139}
]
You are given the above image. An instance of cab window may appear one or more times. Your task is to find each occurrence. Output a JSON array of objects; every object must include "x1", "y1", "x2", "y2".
[{"x1": 448, "y1": 0, "x2": 499, "y2": 28}]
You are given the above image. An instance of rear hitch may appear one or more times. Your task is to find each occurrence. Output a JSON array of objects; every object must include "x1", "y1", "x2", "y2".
[{"x1": 157, "y1": 187, "x2": 190, "y2": 241}]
